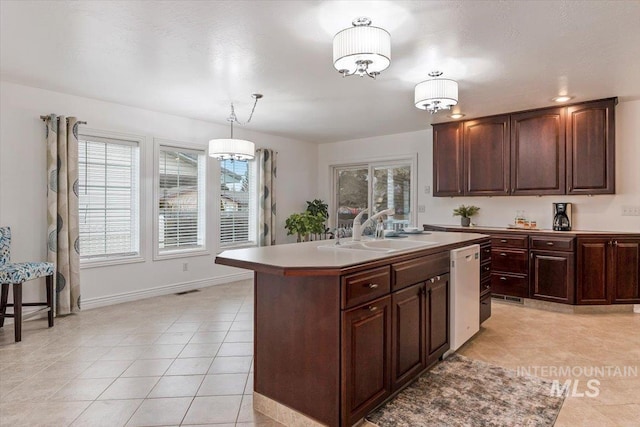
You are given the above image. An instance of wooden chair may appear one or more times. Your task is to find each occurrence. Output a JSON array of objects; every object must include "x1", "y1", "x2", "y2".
[{"x1": 0, "y1": 227, "x2": 55, "y2": 342}]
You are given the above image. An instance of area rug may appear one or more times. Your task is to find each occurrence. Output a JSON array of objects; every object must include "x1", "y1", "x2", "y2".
[{"x1": 366, "y1": 354, "x2": 565, "y2": 427}]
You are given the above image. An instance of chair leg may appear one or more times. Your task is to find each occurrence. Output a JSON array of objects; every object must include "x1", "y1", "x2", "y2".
[
  {"x1": 13, "y1": 283, "x2": 22, "y2": 342},
  {"x1": 46, "y1": 275, "x2": 54, "y2": 327},
  {"x1": 0, "y1": 283, "x2": 8, "y2": 327}
]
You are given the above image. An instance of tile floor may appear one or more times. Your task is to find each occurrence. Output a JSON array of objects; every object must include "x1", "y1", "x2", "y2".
[{"x1": 1, "y1": 280, "x2": 639, "y2": 426}]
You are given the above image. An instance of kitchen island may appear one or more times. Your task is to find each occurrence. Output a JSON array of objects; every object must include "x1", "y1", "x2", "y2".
[{"x1": 216, "y1": 231, "x2": 490, "y2": 426}]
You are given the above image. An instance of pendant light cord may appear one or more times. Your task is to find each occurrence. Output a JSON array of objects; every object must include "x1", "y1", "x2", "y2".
[{"x1": 227, "y1": 93, "x2": 262, "y2": 126}]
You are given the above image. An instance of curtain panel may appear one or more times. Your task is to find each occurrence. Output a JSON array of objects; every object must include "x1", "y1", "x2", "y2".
[
  {"x1": 256, "y1": 149, "x2": 277, "y2": 246},
  {"x1": 45, "y1": 114, "x2": 81, "y2": 314}
]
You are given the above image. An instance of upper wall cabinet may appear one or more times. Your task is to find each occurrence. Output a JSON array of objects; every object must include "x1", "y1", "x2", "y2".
[
  {"x1": 566, "y1": 99, "x2": 616, "y2": 195},
  {"x1": 463, "y1": 115, "x2": 510, "y2": 196},
  {"x1": 432, "y1": 122, "x2": 463, "y2": 196},
  {"x1": 510, "y1": 108, "x2": 565, "y2": 195},
  {"x1": 432, "y1": 98, "x2": 616, "y2": 197}
]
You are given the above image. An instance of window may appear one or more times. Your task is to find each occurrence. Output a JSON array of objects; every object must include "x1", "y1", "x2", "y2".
[
  {"x1": 78, "y1": 133, "x2": 141, "y2": 263},
  {"x1": 156, "y1": 144, "x2": 206, "y2": 255},
  {"x1": 219, "y1": 159, "x2": 256, "y2": 247},
  {"x1": 334, "y1": 159, "x2": 415, "y2": 231}
]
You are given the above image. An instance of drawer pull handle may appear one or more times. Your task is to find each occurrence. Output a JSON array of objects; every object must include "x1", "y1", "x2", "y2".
[
  {"x1": 500, "y1": 239, "x2": 507, "y2": 243},
  {"x1": 368, "y1": 306, "x2": 378, "y2": 312},
  {"x1": 546, "y1": 242, "x2": 554, "y2": 246},
  {"x1": 500, "y1": 252, "x2": 507, "y2": 257},
  {"x1": 368, "y1": 283, "x2": 379, "y2": 289},
  {"x1": 430, "y1": 278, "x2": 436, "y2": 283},
  {"x1": 436, "y1": 275, "x2": 441, "y2": 281},
  {"x1": 484, "y1": 266, "x2": 490, "y2": 271},
  {"x1": 500, "y1": 277, "x2": 507, "y2": 281}
]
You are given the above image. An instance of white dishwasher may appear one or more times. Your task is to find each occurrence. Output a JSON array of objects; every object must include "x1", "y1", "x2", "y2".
[{"x1": 445, "y1": 244, "x2": 480, "y2": 357}]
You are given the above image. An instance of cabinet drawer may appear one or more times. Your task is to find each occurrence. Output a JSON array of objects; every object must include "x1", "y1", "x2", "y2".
[
  {"x1": 491, "y1": 234, "x2": 528, "y2": 249},
  {"x1": 392, "y1": 252, "x2": 450, "y2": 291},
  {"x1": 491, "y1": 249, "x2": 528, "y2": 274},
  {"x1": 342, "y1": 266, "x2": 391, "y2": 309},
  {"x1": 480, "y1": 244, "x2": 492, "y2": 263},
  {"x1": 491, "y1": 273, "x2": 528, "y2": 298},
  {"x1": 530, "y1": 236, "x2": 575, "y2": 252},
  {"x1": 480, "y1": 277, "x2": 491, "y2": 295},
  {"x1": 480, "y1": 262, "x2": 492, "y2": 282},
  {"x1": 480, "y1": 292, "x2": 491, "y2": 324}
]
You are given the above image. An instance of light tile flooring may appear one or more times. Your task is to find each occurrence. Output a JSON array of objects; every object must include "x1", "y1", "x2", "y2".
[{"x1": 1, "y1": 281, "x2": 639, "y2": 426}]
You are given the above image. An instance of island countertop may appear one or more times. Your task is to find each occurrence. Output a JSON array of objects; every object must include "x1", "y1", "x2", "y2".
[{"x1": 215, "y1": 231, "x2": 489, "y2": 276}]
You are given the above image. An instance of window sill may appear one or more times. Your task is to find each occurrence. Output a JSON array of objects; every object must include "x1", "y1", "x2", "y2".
[
  {"x1": 80, "y1": 256, "x2": 145, "y2": 269},
  {"x1": 154, "y1": 248, "x2": 211, "y2": 261}
]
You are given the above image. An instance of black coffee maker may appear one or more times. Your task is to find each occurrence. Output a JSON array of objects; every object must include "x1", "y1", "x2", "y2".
[{"x1": 553, "y1": 203, "x2": 572, "y2": 231}]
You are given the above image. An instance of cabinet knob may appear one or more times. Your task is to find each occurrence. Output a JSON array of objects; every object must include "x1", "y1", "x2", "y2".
[
  {"x1": 430, "y1": 278, "x2": 436, "y2": 283},
  {"x1": 500, "y1": 239, "x2": 507, "y2": 243},
  {"x1": 368, "y1": 283, "x2": 379, "y2": 289},
  {"x1": 436, "y1": 275, "x2": 441, "y2": 281},
  {"x1": 546, "y1": 242, "x2": 554, "y2": 246},
  {"x1": 368, "y1": 305, "x2": 378, "y2": 312},
  {"x1": 500, "y1": 277, "x2": 507, "y2": 281},
  {"x1": 500, "y1": 252, "x2": 507, "y2": 257},
  {"x1": 614, "y1": 241, "x2": 618, "y2": 247},
  {"x1": 484, "y1": 266, "x2": 490, "y2": 271}
]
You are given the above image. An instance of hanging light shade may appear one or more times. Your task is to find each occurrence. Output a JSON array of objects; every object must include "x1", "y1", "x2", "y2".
[
  {"x1": 208, "y1": 138, "x2": 255, "y2": 161},
  {"x1": 414, "y1": 72, "x2": 459, "y2": 114},
  {"x1": 208, "y1": 94, "x2": 263, "y2": 161},
  {"x1": 333, "y1": 17, "x2": 391, "y2": 78}
]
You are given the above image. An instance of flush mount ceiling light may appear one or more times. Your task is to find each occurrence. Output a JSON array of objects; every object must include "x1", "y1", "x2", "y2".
[
  {"x1": 333, "y1": 17, "x2": 391, "y2": 79},
  {"x1": 449, "y1": 113, "x2": 465, "y2": 119},
  {"x1": 415, "y1": 71, "x2": 459, "y2": 114},
  {"x1": 552, "y1": 95, "x2": 574, "y2": 103},
  {"x1": 209, "y1": 94, "x2": 263, "y2": 161}
]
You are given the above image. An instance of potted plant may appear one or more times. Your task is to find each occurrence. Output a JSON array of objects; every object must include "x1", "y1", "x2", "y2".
[
  {"x1": 285, "y1": 199, "x2": 330, "y2": 242},
  {"x1": 453, "y1": 205, "x2": 480, "y2": 227}
]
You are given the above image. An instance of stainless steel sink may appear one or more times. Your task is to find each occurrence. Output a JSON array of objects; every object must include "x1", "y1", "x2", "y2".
[{"x1": 318, "y1": 239, "x2": 438, "y2": 253}]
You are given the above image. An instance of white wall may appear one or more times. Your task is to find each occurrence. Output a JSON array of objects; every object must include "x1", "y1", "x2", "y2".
[
  {"x1": 0, "y1": 81, "x2": 317, "y2": 308},
  {"x1": 318, "y1": 99, "x2": 640, "y2": 233}
]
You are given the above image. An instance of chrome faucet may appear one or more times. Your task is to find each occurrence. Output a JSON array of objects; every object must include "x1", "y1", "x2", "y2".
[{"x1": 352, "y1": 208, "x2": 395, "y2": 241}]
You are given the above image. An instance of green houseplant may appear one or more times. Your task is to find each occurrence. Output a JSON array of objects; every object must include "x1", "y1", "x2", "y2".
[
  {"x1": 285, "y1": 199, "x2": 330, "y2": 242},
  {"x1": 452, "y1": 205, "x2": 480, "y2": 227}
]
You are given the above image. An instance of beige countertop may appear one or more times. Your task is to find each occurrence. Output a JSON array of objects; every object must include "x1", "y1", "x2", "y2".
[
  {"x1": 424, "y1": 224, "x2": 640, "y2": 235},
  {"x1": 215, "y1": 231, "x2": 489, "y2": 276}
]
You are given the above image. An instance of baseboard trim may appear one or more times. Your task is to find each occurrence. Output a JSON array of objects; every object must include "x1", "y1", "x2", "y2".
[{"x1": 81, "y1": 272, "x2": 253, "y2": 311}]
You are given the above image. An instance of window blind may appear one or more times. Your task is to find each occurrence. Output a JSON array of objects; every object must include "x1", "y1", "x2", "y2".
[
  {"x1": 78, "y1": 136, "x2": 140, "y2": 260},
  {"x1": 220, "y1": 159, "x2": 255, "y2": 246},
  {"x1": 158, "y1": 148, "x2": 205, "y2": 252}
]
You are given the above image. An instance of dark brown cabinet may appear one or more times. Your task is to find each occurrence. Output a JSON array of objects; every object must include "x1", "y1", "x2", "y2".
[
  {"x1": 391, "y1": 283, "x2": 425, "y2": 391},
  {"x1": 530, "y1": 250, "x2": 575, "y2": 304},
  {"x1": 529, "y1": 236, "x2": 576, "y2": 304},
  {"x1": 432, "y1": 98, "x2": 616, "y2": 197},
  {"x1": 490, "y1": 234, "x2": 529, "y2": 298},
  {"x1": 426, "y1": 274, "x2": 449, "y2": 364},
  {"x1": 510, "y1": 108, "x2": 565, "y2": 195},
  {"x1": 463, "y1": 115, "x2": 510, "y2": 196},
  {"x1": 342, "y1": 296, "x2": 392, "y2": 426},
  {"x1": 576, "y1": 237, "x2": 640, "y2": 305},
  {"x1": 432, "y1": 122, "x2": 464, "y2": 196},
  {"x1": 567, "y1": 99, "x2": 616, "y2": 195}
]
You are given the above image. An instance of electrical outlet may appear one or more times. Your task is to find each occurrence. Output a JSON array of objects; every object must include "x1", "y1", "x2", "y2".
[
  {"x1": 182, "y1": 262, "x2": 189, "y2": 272},
  {"x1": 424, "y1": 185, "x2": 431, "y2": 194},
  {"x1": 622, "y1": 206, "x2": 640, "y2": 216},
  {"x1": 418, "y1": 205, "x2": 426, "y2": 213}
]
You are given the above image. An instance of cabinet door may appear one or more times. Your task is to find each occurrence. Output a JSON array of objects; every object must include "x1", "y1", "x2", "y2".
[
  {"x1": 426, "y1": 274, "x2": 449, "y2": 364},
  {"x1": 530, "y1": 250, "x2": 575, "y2": 304},
  {"x1": 576, "y1": 238, "x2": 611, "y2": 304},
  {"x1": 510, "y1": 108, "x2": 565, "y2": 195},
  {"x1": 341, "y1": 296, "x2": 391, "y2": 426},
  {"x1": 612, "y1": 238, "x2": 640, "y2": 304},
  {"x1": 433, "y1": 122, "x2": 464, "y2": 196},
  {"x1": 566, "y1": 99, "x2": 616, "y2": 194},
  {"x1": 391, "y1": 283, "x2": 426, "y2": 391},
  {"x1": 463, "y1": 115, "x2": 510, "y2": 196}
]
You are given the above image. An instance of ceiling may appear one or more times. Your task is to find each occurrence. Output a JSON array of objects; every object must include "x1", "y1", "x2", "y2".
[{"x1": 2, "y1": 1, "x2": 639, "y2": 143}]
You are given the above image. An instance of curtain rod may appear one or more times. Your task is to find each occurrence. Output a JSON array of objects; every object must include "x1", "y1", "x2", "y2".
[{"x1": 40, "y1": 115, "x2": 87, "y2": 125}]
